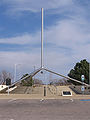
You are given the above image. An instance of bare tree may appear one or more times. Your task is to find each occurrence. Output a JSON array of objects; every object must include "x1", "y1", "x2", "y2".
[
  {"x1": 0, "y1": 70, "x2": 13, "y2": 85},
  {"x1": 49, "y1": 78, "x2": 70, "y2": 86},
  {"x1": 0, "y1": 74, "x2": 2, "y2": 84},
  {"x1": 34, "y1": 79, "x2": 43, "y2": 85}
]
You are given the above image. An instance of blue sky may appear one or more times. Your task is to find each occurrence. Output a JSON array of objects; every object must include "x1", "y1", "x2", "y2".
[{"x1": 0, "y1": 0, "x2": 90, "y2": 81}]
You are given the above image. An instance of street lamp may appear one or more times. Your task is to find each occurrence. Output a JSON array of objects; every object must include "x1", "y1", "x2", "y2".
[
  {"x1": 89, "y1": 63, "x2": 90, "y2": 85},
  {"x1": 14, "y1": 64, "x2": 21, "y2": 83}
]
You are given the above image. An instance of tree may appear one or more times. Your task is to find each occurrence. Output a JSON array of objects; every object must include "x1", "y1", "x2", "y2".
[
  {"x1": 21, "y1": 74, "x2": 34, "y2": 86},
  {"x1": 34, "y1": 79, "x2": 43, "y2": 85},
  {"x1": 21, "y1": 74, "x2": 29, "y2": 79},
  {"x1": 49, "y1": 78, "x2": 69, "y2": 86},
  {"x1": 0, "y1": 70, "x2": 13, "y2": 85},
  {"x1": 68, "y1": 59, "x2": 89, "y2": 84},
  {"x1": 0, "y1": 74, "x2": 2, "y2": 84}
]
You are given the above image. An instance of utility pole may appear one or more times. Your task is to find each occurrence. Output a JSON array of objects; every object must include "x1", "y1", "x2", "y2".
[
  {"x1": 14, "y1": 64, "x2": 17, "y2": 83},
  {"x1": 89, "y1": 63, "x2": 90, "y2": 85},
  {"x1": 14, "y1": 64, "x2": 21, "y2": 83}
]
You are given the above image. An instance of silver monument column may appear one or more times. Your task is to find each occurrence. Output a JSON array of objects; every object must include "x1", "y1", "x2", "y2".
[{"x1": 41, "y1": 8, "x2": 43, "y2": 68}]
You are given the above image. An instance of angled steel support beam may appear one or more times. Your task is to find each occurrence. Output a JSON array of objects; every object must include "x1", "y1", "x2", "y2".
[
  {"x1": 10, "y1": 67, "x2": 42, "y2": 87},
  {"x1": 43, "y1": 68, "x2": 89, "y2": 86}
]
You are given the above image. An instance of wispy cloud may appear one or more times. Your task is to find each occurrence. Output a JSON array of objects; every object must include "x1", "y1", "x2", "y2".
[
  {"x1": 0, "y1": 32, "x2": 40, "y2": 45},
  {"x1": 0, "y1": 15, "x2": 90, "y2": 46},
  {"x1": 0, "y1": 14, "x2": 90, "y2": 75},
  {"x1": 1, "y1": 0, "x2": 75, "y2": 18},
  {"x1": 0, "y1": 0, "x2": 90, "y2": 77},
  {"x1": 2, "y1": 0, "x2": 73, "y2": 13}
]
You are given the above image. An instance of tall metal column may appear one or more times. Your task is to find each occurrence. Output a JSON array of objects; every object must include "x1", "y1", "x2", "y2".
[{"x1": 41, "y1": 8, "x2": 43, "y2": 68}]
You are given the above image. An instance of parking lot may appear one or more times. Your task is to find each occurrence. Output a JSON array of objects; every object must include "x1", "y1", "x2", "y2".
[{"x1": 0, "y1": 99, "x2": 90, "y2": 120}]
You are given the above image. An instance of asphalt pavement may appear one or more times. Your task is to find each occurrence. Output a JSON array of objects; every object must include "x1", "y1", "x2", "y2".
[{"x1": 0, "y1": 99, "x2": 90, "y2": 120}]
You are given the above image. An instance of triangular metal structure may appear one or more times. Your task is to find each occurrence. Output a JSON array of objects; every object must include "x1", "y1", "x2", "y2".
[{"x1": 10, "y1": 8, "x2": 89, "y2": 87}]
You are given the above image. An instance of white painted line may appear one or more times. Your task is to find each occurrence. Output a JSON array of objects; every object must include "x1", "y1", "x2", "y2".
[
  {"x1": 70, "y1": 99, "x2": 74, "y2": 102},
  {"x1": 40, "y1": 99, "x2": 44, "y2": 102},
  {"x1": 8, "y1": 99, "x2": 17, "y2": 103}
]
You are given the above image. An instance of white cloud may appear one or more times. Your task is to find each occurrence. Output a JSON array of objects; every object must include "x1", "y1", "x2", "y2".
[
  {"x1": 0, "y1": 51, "x2": 40, "y2": 73},
  {"x1": 2, "y1": 0, "x2": 73, "y2": 15},
  {"x1": 0, "y1": 0, "x2": 90, "y2": 79},
  {"x1": 0, "y1": 32, "x2": 40, "y2": 45},
  {"x1": 0, "y1": 50, "x2": 72, "y2": 76},
  {"x1": 45, "y1": 19, "x2": 90, "y2": 47},
  {"x1": 0, "y1": 15, "x2": 90, "y2": 76},
  {"x1": 0, "y1": 16, "x2": 90, "y2": 46}
]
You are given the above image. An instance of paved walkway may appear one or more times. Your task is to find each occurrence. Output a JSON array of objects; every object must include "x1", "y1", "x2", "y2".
[
  {"x1": 0, "y1": 85, "x2": 90, "y2": 99},
  {"x1": 0, "y1": 94, "x2": 90, "y2": 99}
]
